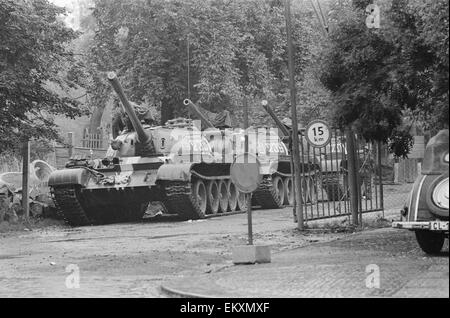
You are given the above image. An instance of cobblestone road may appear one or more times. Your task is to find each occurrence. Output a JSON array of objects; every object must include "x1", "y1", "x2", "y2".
[
  {"x1": 0, "y1": 207, "x2": 447, "y2": 298},
  {"x1": 162, "y1": 228, "x2": 449, "y2": 298}
]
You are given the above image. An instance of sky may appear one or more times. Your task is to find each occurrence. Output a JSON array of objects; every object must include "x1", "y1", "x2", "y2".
[
  {"x1": 48, "y1": 0, "x2": 83, "y2": 30},
  {"x1": 48, "y1": 0, "x2": 73, "y2": 7}
]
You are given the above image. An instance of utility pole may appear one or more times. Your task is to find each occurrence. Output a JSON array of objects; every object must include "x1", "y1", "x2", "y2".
[
  {"x1": 22, "y1": 139, "x2": 30, "y2": 223},
  {"x1": 284, "y1": 0, "x2": 304, "y2": 230}
]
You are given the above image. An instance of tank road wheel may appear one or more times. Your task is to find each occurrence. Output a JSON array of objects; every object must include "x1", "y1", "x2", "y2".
[
  {"x1": 284, "y1": 177, "x2": 294, "y2": 206},
  {"x1": 218, "y1": 180, "x2": 229, "y2": 213},
  {"x1": 300, "y1": 177, "x2": 308, "y2": 204},
  {"x1": 253, "y1": 176, "x2": 284, "y2": 209},
  {"x1": 415, "y1": 231, "x2": 446, "y2": 255},
  {"x1": 206, "y1": 180, "x2": 220, "y2": 215},
  {"x1": 227, "y1": 180, "x2": 238, "y2": 212},
  {"x1": 323, "y1": 174, "x2": 343, "y2": 202},
  {"x1": 307, "y1": 176, "x2": 317, "y2": 204},
  {"x1": 237, "y1": 191, "x2": 248, "y2": 212},
  {"x1": 273, "y1": 176, "x2": 285, "y2": 206},
  {"x1": 191, "y1": 179, "x2": 208, "y2": 218}
]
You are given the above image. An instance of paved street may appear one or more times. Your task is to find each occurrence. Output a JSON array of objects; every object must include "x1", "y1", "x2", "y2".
[
  {"x1": 0, "y1": 207, "x2": 448, "y2": 298},
  {"x1": 162, "y1": 228, "x2": 449, "y2": 298}
]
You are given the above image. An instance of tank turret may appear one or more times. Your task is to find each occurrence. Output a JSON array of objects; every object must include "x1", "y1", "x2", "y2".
[
  {"x1": 183, "y1": 99, "x2": 215, "y2": 129},
  {"x1": 261, "y1": 101, "x2": 291, "y2": 138},
  {"x1": 107, "y1": 72, "x2": 155, "y2": 156}
]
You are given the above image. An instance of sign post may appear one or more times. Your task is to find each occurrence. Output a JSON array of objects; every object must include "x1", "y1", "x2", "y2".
[
  {"x1": 247, "y1": 192, "x2": 253, "y2": 245},
  {"x1": 230, "y1": 153, "x2": 261, "y2": 245},
  {"x1": 230, "y1": 153, "x2": 270, "y2": 264}
]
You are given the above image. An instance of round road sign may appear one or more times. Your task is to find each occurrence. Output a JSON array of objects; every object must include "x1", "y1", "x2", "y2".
[
  {"x1": 305, "y1": 120, "x2": 331, "y2": 148},
  {"x1": 230, "y1": 153, "x2": 262, "y2": 194}
]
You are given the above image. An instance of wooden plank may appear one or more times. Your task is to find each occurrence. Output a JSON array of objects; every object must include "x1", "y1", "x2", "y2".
[{"x1": 398, "y1": 158, "x2": 419, "y2": 184}]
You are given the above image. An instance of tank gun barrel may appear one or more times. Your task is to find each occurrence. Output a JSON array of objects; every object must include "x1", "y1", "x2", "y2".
[
  {"x1": 183, "y1": 99, "x2": 215, "y2": 129},
  {"x1": 261, "y1": 101, "x2": 290, "y2": 137},
  {"x1": 107, "y1": 72, "x2": 150, "y2": 144}
]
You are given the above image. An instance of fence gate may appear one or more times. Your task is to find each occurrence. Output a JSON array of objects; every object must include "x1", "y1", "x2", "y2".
[{"x1": 298, "y1": 129, "x2": 384, "y2": 221}]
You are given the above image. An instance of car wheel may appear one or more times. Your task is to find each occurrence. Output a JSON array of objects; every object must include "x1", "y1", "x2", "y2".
[{"x1": 415, "y1": 230, "x2": 446, "y2": 255}]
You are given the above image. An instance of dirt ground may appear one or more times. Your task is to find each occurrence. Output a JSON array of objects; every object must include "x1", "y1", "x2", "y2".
[
  {"x1": 0, "y1": 205, "x2": 400, "y2": 298},
  {"x1": 0, "y1": 182, "x2": 415, "y2": 298}
]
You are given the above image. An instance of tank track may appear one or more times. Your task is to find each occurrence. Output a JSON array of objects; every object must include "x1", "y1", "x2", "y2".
[
  {"x1": 164, "y1": 180, "x2": 248, "y2": 220},
  {"x1": 253, "y1": 176, "x2": 284, "y2": 209},
  {"x1": 321, "y1": 172, "x2": 347, "y2": 201},
  {"x1": 163, "y1": 181, "x2": 203, "y2": 220},
  {"x1": 51, "y1": 186, "x2": 92, "y2": 226},
  {"x1": 52, "y1": 186, "x2": 145, "y2": 226}
]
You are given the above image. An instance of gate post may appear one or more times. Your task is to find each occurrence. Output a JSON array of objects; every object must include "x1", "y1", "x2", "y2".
[
  {"x1": 345, "y1": 130, "x2": 359, "y2": 226},
  {"x1": 285, "y1": 0, "x2": 304, "y2": 229},
  {"x1": 377, "y1": 141, "x2": 385, "y2": 217}
]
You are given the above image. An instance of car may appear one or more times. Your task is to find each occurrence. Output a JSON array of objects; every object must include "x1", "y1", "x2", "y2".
[{"x1": 392, "y1": 129, "x2": 449, "y2": 254}]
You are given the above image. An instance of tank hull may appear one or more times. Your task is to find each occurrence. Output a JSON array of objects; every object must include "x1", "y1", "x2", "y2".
[{"x1": 49, "y1": 153, "x2": 316, "y2": 226}]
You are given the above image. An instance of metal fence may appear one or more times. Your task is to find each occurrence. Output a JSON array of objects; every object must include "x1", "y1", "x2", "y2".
[{"x1": 297, "y1": 129, "x2": 384, "y2": 221}]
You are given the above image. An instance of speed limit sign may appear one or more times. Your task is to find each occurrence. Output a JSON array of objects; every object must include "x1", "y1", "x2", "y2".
[{"x1": 305, "y1": 120, "x2": 331, "y2": 148}]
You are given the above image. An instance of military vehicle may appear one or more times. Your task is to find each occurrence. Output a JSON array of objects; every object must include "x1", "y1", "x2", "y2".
[
  {"x1": 262, "y1": 102, "x2": 377, "y2": 203},
  {"x1": 393, "y1": 129, "x2": 449, "y2": 254},
  {"x1": 185, "y1": 98, "x2": 303, "y2": 209},
  {"x1": 260, "y1": 102, "x2": 320, "y2": 206},
  {"x1": 48, "y1": 73, "x2": 289, "y2": 226}
]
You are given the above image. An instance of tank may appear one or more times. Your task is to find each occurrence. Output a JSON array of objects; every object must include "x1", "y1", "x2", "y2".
[
  {"x1": 49, "y1": 73, "x2": 285, "y2": 226},
  {"x1": 185, "y1": 98, "x2": 306, "y2": 209},
  {"x1": 260, "y1": 102, "x2": 321, "y2": 205}
]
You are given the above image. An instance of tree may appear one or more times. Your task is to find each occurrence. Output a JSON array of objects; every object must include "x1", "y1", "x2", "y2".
[
  {"x1": 0, "y1": 0, "x2": 84, "y2": 154},
  {"x1": 320, "y1": 0, "x2": 449, "y2": 157},
  {"x1": 80, "y1": 0, "x2": 315, "y2": 128}
]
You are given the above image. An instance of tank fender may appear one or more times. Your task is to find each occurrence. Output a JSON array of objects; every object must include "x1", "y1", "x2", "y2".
[
  {"x1": 48, "y1": 168, "x2": 91, "y2": 187},
  {"x1": 156, "y1": 164, "x2": 194, "y2": 182}
]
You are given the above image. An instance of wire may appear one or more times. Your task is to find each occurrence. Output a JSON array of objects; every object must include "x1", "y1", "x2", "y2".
[
  {"x1": 316, "y1": 0, "x2": 329, "y2": 33},
  {"x1": 187, "y1": 35, "x2": 191, "y2": 119},
  {"x1": 187, "y1": 35, "x2": 191, "y2": 100},
  {"x1": 309, "y1": 0, "x2": 328, "y2": 36}
]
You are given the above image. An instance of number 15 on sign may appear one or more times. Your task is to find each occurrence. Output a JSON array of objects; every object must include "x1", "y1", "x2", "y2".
[{"x1": 306, "y1": 120, "x2": 331, "y2": 148}]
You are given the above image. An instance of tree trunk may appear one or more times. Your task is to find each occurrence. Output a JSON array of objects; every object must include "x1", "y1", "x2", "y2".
[
  {"x1": 89, "y1": 104, "x2": 106, "y2": 133},
  {"x1": 161, "y1": 98, "x2": 173, "y2": 126}
]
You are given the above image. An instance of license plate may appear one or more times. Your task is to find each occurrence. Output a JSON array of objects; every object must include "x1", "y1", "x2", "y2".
[{"x1": 429, "y1": 221, "x2": 449, "y2": 231}]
